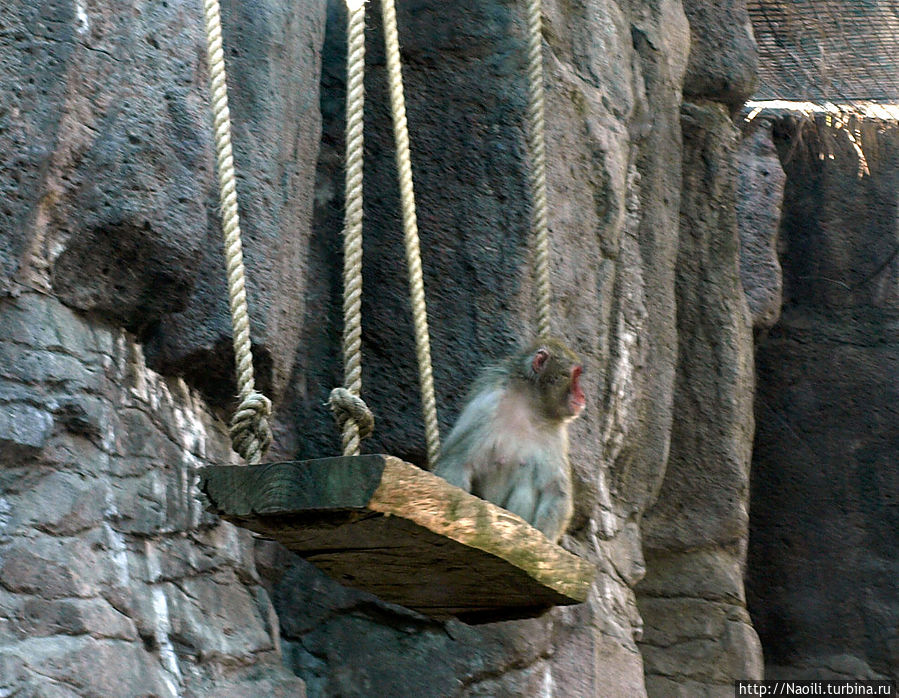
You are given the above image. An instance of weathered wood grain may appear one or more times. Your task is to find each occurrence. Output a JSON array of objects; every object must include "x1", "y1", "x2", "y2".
[{"x1": 199, "y1": 455, "x2": 595, "y2": 623}]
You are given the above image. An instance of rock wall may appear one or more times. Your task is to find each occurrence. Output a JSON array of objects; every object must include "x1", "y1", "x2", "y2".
[
  {"x1": 736, "y1": 122, "x2": 785, "y2": 331},
  {"x1": 0, "y1": 297, "x2": 305, "y2": 696},
  {"x1": 635, "y1": 1, "x2": 763, "y2": 694},
  {"x1": 1, "y1": 0, "x2": 763, "y2": 695},
  {"x1": 637, "y1": 100, "x2": 762, "y2": 696},
  {"x1": 1, "y1": 0, "x2": 322, "y2": 694},
  {"x1": 747, "y1": 118, "x2": 899, "y2": 682}
]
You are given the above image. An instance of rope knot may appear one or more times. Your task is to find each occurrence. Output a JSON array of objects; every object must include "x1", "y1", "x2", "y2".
[
  {"x1": 329, "y1": 387, "x2": 375, "y2": 440},
  {"x1": 229, "y1": 390, "x2": 273, "y2": 464}
]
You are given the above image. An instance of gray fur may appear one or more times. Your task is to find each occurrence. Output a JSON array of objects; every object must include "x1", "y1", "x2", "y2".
[{"x1": 434, "y1": 339, "x2": 581, "y2": 543}]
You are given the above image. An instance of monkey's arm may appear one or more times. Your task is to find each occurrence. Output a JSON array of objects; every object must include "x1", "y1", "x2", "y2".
[
  {"x1": 433, "y1": 386, "x2": 504, "y2": 491},
  {"x1": 531, "y1": 471, "x2": 573, "y2": 543},
  {"x1": 432, "y1": 450, "x2": 472, "y2": 491},
  {"x1": 432, "y1": 423, "x2": 477, "y2": 490}
]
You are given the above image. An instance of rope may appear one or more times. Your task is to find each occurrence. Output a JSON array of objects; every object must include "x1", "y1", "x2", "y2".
[
  {"x1": 328, "y1": 0, "x2": 372, "y2": 457},
  {"x1": 525, "y1": 0, "x2": 551, "y2": 338},
  {"x1": 328, "y1": 387, "x2": 374, "y2": 441},
  {"x1": 380, "y1": 0, "x2": 441, "y2": 468},
  {"x1": 202, "y1": 0, "x2": 272, "y2": 464}
]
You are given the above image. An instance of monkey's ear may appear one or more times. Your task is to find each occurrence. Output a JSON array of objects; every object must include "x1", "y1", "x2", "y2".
[{"x1": 532, "y1": 348, "x2": 550, "y2": 374}]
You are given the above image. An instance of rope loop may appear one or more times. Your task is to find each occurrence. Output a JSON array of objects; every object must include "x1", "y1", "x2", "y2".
[
  {"x1": 202, "y1": 0, "x2": 273, "y2": 464},
  {"x1": 333, "y1": 1, "x2": 369, "y2": 457},
  {"x1": 328, "y1": 387, "x2": 375, "y2": 441},
  {"x1": 228, "y1": 390, "x2": 273, "y2": 465}
]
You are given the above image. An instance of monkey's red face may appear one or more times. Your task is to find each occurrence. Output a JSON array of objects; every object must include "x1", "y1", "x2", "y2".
[{"x1": 529, "y1": 344, "x2": 586, "y2": 422}]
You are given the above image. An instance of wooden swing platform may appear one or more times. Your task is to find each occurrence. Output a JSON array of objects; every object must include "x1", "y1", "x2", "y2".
[{"x1": 199, "y1": 455, "x2": 595, "y2": 624}]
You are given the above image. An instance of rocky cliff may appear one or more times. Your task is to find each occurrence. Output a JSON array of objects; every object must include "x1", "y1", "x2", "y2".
[
  {"x1": 3, "y1": 0, "x2": 767, "y2": 695},
  {"x1": 747, "y1": 117, "x2": 899, "y2": 683}
]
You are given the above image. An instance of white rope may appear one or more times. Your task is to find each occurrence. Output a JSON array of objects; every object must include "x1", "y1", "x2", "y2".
[
  {"x1": 380, "y1": 0, "x2": 441, "y2": 468},
  {"x1": 525, "y1": 0, "x2": 551, "y2": 338},
  {"x1": 328, "y1": 0, "x2": 373, "y2": 457},
  {"x1": 202, "y1": 0, "x2": 271, "y2": 464}
]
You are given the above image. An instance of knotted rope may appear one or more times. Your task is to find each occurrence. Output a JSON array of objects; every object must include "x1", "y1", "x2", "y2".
[
  {"x1": 229, "y1": 392, "x2": 273, "y2": 464},
  {"x1": 202, "y1": 0, "x2": 445, "y2": 464},
  {"x1": 202, "y1": 0, "x2": 272, "y2": 464},
  {"x1": 328, "y1": 0, "x2": 372, "y2": 457},
  {"x1": 525, "y1": 0, "x2": 551, "y2": 338},
  {"x1": 328, "y1": 387, "x2": 375, "y2": 441}
]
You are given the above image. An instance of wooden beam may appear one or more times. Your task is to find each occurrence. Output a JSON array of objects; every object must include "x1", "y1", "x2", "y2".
[{"x1": 199, "y1": 455, "x2": 595, "y2": 623}]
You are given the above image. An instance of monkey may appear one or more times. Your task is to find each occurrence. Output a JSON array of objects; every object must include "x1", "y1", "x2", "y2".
[{"x1": 433, "y1": 337, "x2": 585, "y2": 543}]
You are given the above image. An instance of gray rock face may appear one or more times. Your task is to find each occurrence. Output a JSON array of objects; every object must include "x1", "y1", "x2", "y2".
[
  {"x1": 0, "y1": 0, "x2": 321, "y2": 694},
  {"x1": 637, "y1": 101, "x2": 761, "y2": 694},
  {"x1": 681, "y1": 0, "x2": 758, "y2": 110},
  {"x1": 0, "y1": 294, "x2": 305, "y2": 696},
  {"x1": 143, "y1": 0, "x2": 326, "y2": 408},
  {"x1": 0, "y1": 0, "x2": 324, "y2": 409},
  {"x1": 633, "y1": 0, "x2": 763, "y2": 691},
  {"x1": 748, "y1": 119, "x2": 899, "y2": 682},
  {"x1": 646, "y1": 102, "x2": 755, "y2": 551},
  {"x1": 737, "y1": 123, "x2": 785, "y2": 330}
]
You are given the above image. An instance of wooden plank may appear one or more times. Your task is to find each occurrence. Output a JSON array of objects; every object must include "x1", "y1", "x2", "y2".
[{"x1": 199, "y1": 455, "x2": 595, "y2": 623}]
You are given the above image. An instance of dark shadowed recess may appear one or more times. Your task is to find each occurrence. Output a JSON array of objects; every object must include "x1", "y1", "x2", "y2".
[{"x1": 747, "y1": 117, "x2": 899, "y2": 678}]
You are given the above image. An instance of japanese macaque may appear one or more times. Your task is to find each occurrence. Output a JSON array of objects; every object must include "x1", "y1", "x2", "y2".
[{"x1": 433, "y1": 337, "x2": 585, "y2": 543}]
